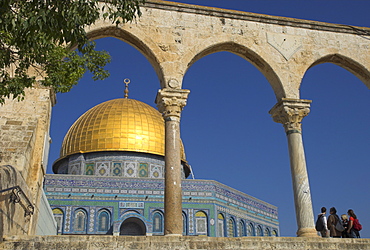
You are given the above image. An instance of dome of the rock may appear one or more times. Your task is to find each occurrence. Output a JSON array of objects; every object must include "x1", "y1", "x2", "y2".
[{"x1": 53, "y1": 98, "x2": 188, "y2": 175}]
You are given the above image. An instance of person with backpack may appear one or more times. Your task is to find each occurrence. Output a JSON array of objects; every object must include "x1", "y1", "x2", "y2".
[
  {"x1": 315, "y1": 207, "x2": 328, "y2": 237},
  {"x1": 347, "y1": 209, "x2": 361, "y2": 238},
  {"x1": 327, "y1": 207, "x2": 343, "y2": 238}
]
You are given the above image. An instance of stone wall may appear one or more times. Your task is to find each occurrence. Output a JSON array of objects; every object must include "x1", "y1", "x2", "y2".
[
  {"x1": 0, "y1": 116, "x2": 37, "y2": 179},
  {"x1": 0, "y1": 86, "x2": 55, "y2": 238},
  {"x1": 1, "y1": 235, "x2": 370, "y2": 250},
  {"x1": 0, "y1": 166, "x2": 32, "y2": 239}
]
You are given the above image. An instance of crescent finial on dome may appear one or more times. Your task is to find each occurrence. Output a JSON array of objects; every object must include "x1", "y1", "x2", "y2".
[{"x1": 124, "y1": 78, "x2": 130, "y2": 98}]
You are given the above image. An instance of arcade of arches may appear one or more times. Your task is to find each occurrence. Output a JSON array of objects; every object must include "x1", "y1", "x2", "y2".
[
  {"x1": 0, "y1": 0, "x2": 370, "y2": 239},
  {"x1": 73, "y1": 0, "x2": 370, "y2": 237}
]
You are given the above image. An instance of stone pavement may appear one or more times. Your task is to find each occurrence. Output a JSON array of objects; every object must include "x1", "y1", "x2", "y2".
[{"x1": 1, "y1": 235, "x2": 370, "y2": 250}]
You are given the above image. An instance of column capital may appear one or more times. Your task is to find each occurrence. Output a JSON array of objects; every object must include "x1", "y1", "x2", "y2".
[
  {"x1": 155, "y1": 88, "x2": 190, "y2": 121},
  {"x1": 269, "y1": 98, "x2": 312, "y2": 134}
]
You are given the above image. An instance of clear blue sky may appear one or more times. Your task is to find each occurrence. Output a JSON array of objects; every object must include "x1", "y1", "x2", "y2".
[{"x1": 47, "y1": 1, "x2": 370, "y2": 237}]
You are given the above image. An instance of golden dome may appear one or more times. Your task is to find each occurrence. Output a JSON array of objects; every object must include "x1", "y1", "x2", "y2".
[{"x1": 58, "y1": 98, "x2": 186, "y2": 161}]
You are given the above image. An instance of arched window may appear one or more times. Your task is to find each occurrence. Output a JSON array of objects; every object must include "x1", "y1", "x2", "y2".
[
  {"x1": 152, "y1": 211, "x2": 163, "y2": 233},
  {"x1": 239, "y1": 220, "x2": 246, "y2": 237},
  {"x1": 247, "y1": 223, "x2": 254, "y2": 236},
  {"x1": 52, "y1": 208, "x2": 64, "y2": 234},
  {"x1": 182, "y1": 212, "x2": 187, "y2": 235},
  {"x1": 74, "y1": 208, "x2": 87, "y2": 233},
  {"x1": 228, "y1": 218, "x2": 236, "y2": 237},
  {"x1": 272, "y1": 230, "x2": 278, "y2": 237},
  {"x1": 195, "y1": 211, "x2": 208, "y2": 235},
  {"x1": 97, "y1": 209, "x2": 111, "y2": 232},
  {"x1": 264, "y1": 227, "x2": 270, "y2": 236},
  {"x1": 256, "y1": 225, "x2": 263, "y2": 236},
  {"x1": 217, "y1": 213, "x2": 225, "y2": 237}
]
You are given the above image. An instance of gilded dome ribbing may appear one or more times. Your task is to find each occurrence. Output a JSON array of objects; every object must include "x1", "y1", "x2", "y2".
[{"x1": 58, "y1": 98, "x2": 186, "y2": 161}]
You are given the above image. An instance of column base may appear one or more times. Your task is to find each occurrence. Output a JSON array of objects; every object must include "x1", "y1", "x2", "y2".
[{"x1": 296, "y1": 228, "x2": 320, "y2": 237}]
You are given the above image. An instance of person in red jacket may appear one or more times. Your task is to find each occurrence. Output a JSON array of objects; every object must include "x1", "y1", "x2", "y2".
[{"x1": 347, "y1": 209, "x2": 361, "y2": 238}]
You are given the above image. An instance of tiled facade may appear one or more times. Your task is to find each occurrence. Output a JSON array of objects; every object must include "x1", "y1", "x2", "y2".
[
  {"x1": 45, "y1": 96, "x2": 279, "y2": 237},
  {"x1": 45, "y1": 173, "x2": 279, "y2": 237}
]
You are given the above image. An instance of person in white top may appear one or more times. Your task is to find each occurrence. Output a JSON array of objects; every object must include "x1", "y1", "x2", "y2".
[{"x1": 317, "y1": 207, "x2": 328, "y2": 237}]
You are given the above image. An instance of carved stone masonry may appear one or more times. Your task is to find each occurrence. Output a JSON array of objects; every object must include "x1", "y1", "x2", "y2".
[
  {"x1": 269, "y1": 98, "x2": 312, "y2": 134},
  {"x1": 156, "y1": 88, "x2": 190, "y2": 120}
]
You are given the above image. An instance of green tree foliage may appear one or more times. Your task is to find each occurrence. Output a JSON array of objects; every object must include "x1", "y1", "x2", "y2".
[{"x1": 0, "y1": 0, "x2": 144, "y2": 103}]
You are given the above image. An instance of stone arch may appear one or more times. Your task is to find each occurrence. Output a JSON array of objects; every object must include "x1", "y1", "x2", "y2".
[
  {"x1": 185, "y1": 42, "x2": 285, "y2": 99},
  {"x1": 305, "y1": 53, "x2": 370, "y2": 89},
  {"x1": 85, "y1": 26, "x2": 165, "y2": 88}
]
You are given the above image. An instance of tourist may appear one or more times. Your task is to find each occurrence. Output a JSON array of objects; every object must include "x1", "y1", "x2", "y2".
[
  {"x1": 341, "y1": 214, "x2": 349, "y2": 238},
  {"x1": 347, "y1": 209, "x2": 361, "y2": 238},
  {"x1": 315, "y1": 207, "x2": 328, "y2": 237},
  {"x1": 327, "y1": 207, "x2": 341, "y2": 238}
]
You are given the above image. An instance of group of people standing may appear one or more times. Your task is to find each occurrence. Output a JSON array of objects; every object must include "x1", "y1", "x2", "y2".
[{"x1": 316, "y1": 207, "x2": 362, "y2": 238}]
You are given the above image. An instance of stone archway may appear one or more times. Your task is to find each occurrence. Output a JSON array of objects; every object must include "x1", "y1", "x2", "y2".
[
  {"x1": 2, "y1": 0, "x2": 369, "y2": 238},
  {"x1": 119, "y1": 217, "x2": 146, "y2": 236}
]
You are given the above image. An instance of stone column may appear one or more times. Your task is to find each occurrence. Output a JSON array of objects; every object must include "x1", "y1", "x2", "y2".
[
  {"x1": 269, "y1": 98, "x2": 317, "y2": 237},
  {"x1": 156, "y1": 88, "x2": 190, "y2": 236}
]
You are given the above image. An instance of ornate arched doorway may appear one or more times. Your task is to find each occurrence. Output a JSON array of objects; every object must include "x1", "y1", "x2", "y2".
[{"x1": 119, "y1": 217, "x2": 146, "y2": 236}]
